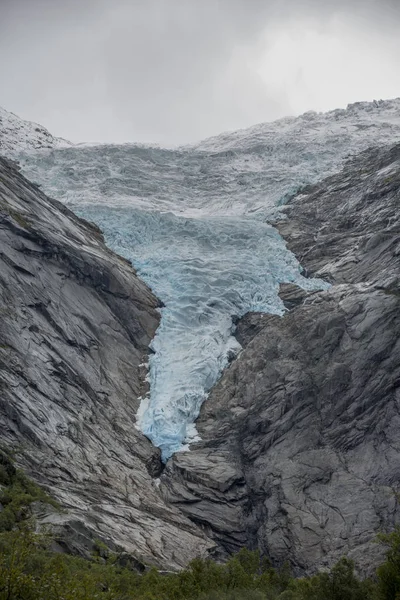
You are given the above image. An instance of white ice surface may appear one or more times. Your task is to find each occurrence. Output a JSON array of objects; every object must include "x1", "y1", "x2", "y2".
[{"x1": 13, "y1": 98, "x2": 400, "y2": 460}]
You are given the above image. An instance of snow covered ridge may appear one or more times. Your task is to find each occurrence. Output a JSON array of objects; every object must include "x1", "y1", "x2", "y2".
[
  {"x1": 0, "y1": 106, "x2": 71, "y2": 157},
  {"x1": 16, "y1": 97, "x2": 400, "y2": 220},
  {"x1": 192, "y1": 97, "x2": 400, "y2": 153}
]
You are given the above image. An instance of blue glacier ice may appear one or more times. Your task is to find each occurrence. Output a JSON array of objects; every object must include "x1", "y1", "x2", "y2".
[
  {"x1": 17, "y1": 99, "x2": 400, "y2": 460},
  {"x1": 71, "y1": 206, "x2": 327, "y2": 459}
]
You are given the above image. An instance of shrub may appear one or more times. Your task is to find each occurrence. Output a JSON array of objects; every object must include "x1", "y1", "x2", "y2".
[{"x1": 0, "y1": 452, "x2": 393, "y2": 600}]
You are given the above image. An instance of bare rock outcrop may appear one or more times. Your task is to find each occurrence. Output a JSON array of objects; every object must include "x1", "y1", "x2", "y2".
[
  {"x1": 161, "y1": 143, "x2": 400, "y2": 575},
  {"x1": 0, "y1": 157, "x2": 214, "y2": 569}
]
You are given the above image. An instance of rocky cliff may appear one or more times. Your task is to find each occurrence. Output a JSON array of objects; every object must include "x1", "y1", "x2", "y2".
[
  {"x1": 161, "y1": 143, "x2": 400, "y2": 575},
  {"x1": 0, "y1": 157, "x2": 214, "y2": 569}
]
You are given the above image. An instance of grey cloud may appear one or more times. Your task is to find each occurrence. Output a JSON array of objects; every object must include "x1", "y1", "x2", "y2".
[{"x1": 0, "y1": 0, "x2": 399, "y2": 144}]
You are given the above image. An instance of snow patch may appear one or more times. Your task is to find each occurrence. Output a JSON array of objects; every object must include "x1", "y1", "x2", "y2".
[{"x1": 0, "y1": 106, "x2": 71, "y2": 158}]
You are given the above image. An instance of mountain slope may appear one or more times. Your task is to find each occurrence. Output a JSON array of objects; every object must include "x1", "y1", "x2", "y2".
[
  {"x1": 1, "y1": 102, "x2": 400, "y2": 574},
  {"x1": 11, "y1": 98, "x2": 400, "y2": 462},
  {"x1": 194, "y1": 98, "x2": 400, "y2": 153},
  {"x1": 0, "y1": 106, "x2": 71, "y2": 157},
  {"x1": 161, "y1": 142, "x2": 400, "y2": 575},
  {"x1": 0, "y1": 156, "x2": 213, "y2": 568}
]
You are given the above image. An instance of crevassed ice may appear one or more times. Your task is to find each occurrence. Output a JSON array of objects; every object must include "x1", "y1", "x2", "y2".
[
  {"x1": 17, "y1": 100, "x2": 400, "y2": 460},
  {"x1": 72, "y1": 206, "x2": 327, "y2": 459}
]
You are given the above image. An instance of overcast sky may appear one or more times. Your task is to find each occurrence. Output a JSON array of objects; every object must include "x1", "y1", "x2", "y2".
[{"x1": 1, "y1": 0, "x2": 400, "y2": 145}]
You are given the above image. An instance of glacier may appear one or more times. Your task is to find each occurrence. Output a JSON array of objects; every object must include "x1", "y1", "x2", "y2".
[{"x1": 16, "y1": 98, "x2": 400, "y2": 460}]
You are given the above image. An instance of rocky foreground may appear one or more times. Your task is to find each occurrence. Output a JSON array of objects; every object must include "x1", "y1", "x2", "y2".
[
  {"x1": 161, "y1": 143, "x2": 400, "y2": 575},
  {"x1": 0, "y1": 157, "x2": 214, "y2": 569}
]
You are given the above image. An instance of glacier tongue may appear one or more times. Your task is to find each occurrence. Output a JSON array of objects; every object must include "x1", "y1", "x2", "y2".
[
  {"x1": 74, "y1": 207, "x2": 327, "y2": 459},
  {"x1": 16, "y1": 98, "x2": 400, "y2": 460}
]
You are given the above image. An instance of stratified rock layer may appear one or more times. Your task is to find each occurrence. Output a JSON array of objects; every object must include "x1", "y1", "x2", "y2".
[
  {"x1": 0, "y1": 157, "x2": 213, "y2": 569},
  {"x1": 161, "y1": 143, "x2": 400, "y2": 575}
]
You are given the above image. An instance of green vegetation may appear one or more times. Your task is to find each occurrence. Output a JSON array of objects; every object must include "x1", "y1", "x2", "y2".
[
  {"x1": 0, "y1": 452, "x2": 400, "y2": 599},
  {"x1": 0, "y1": 535, "x2": 382, "y2": 600},
  {"x1": 0, "y1": 207, "x2": 31, "y2": 229},
  {"x1": 0, "y1": 451, "x2": 59, "y2": 533},
  {"x1": 376, "y1": 529, "x2": 400, "y2": 600},
  {"x1": 383, "y1": 173, "x2": 400, "y2": 186}
]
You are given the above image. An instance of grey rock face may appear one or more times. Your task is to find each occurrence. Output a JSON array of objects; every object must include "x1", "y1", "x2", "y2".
[
  {"x1": 161, "y1": 143, "x2": 400, "y2": 575},
  {"x1": 277, "y1": 143, "x2": 400, "y2": 290},
  {"x1": 0, "y1": 157, "x2": 214, "y2": 569}
]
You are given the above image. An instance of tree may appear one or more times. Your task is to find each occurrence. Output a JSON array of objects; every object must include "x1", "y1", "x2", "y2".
[{"x1": 377, "y1": 528, "x2": 400, "y2": 600}]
